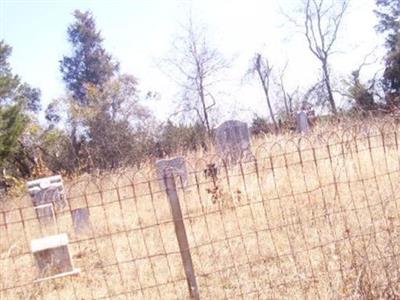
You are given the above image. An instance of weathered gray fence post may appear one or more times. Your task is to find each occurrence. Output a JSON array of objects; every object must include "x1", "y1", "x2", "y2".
[{"x1": 163, "y1": 169, "x2": 200, "y2": 300}]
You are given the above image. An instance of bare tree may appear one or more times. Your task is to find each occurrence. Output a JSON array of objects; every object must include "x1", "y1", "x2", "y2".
[
  {"x1": 248, "y1": 53, "x2": 278, "y2": 132},
  {"x1": 162, "y1": 18, "x2": 229, "y2": 138},
  {"x1": 278, "y1": 63, "x2": 291, "y2": 118},
  {"x1": 302, "y1": 0, "x2": 349, "y2": 114},
  {"x1": 275, "y1": 62, "x2": 299, "y2": 119}
]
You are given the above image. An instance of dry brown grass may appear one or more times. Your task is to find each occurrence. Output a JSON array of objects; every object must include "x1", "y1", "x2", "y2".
[{"x1": 2, "y1": 117, "x2": 400, "y2": 299}]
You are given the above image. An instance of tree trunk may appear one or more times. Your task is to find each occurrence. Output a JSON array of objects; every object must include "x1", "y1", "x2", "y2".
[
  {"x1": 71, "y1": 122, "x2": 82, "y2": 168},
  {"x1": 322, "y1": 60, "x2": 337, "y2": 115},
  {"x1": 198, "y1": 78, "x2": 212, "y2": 139},
  {"x1": 280, "y1": 80, "x2": 290, "y2": 119},
  {"x1": 288, "y1": 95, "x2": 293, "y2": 114},
  {"x1": 256, "y1": 69, "x2": 278, "y2": 132}
]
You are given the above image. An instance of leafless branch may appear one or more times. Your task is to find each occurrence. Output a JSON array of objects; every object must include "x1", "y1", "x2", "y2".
[
  {"x1": 248, "y1": 53, "x2": 278, "y2": 132},
  {"x1": 302, "y1": 0, "x2": 349, "y2": 114},
  {"x1": 160, "y1": 16, "x2": 229, "y2": 138}
]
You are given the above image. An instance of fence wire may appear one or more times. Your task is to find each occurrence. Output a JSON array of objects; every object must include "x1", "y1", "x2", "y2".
[{"x1": 2, "y1": 123, "x2": 400, "y2": 299}]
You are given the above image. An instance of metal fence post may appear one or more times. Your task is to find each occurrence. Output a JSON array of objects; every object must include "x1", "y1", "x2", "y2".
[{"x1": 163, "y1": 169, "x2": 200, "y2": 300}]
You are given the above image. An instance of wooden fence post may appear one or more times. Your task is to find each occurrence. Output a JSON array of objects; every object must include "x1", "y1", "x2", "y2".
[{"x1": 163, "y1": 169, "x2": 200, "y2": 300}]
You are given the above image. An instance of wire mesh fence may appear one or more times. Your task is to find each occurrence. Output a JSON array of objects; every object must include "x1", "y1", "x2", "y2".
[{"x1": 2, "y1": 122, "x2": 400, "y2": 299}]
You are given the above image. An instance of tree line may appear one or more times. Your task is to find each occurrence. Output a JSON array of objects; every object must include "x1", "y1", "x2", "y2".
[{"x1": 0, "y1": 0, "x2": 399, "y2": 187}]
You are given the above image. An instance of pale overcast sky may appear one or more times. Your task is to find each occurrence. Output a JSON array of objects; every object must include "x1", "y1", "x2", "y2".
[{"x1": 1, "y1": 0, "x2": 384, "y2": 124}]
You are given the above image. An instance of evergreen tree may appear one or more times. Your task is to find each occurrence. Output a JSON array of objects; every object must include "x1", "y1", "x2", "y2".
[
  {"x1": 343, "y1": 70, "x2": 376, "y2": 111},
  {"x1": 0, "y1": 41, "x2": 41, "y2": 112},
  {"x1": 0, "y1": 105, "x2": 26, "y2": 166},
  {"x1": 0, "y1": 40, "x2": 39, "y2": 174},
  {"x1": 0, "y1": 42, "x2": 18, "y2": 101},
  {"x1": 59, "y1": 10, "x2": 119, "y2": 168},
  {"x1": 376, "y1": 0, "x2": 400, "y2": 103},
  {"x1": 60, "y1": 10, "x2": 119, "y2": 106}
]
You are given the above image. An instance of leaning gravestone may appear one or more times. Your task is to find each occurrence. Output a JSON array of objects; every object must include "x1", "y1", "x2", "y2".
[
  {"x1": 156, "y1": 156, "x2": 188, "y2": 190},
  {"x1": 31, "y1": 233, "x2": 80, "y2": 281},
  {"x1": 215, "y1": 120, "x2": 252, "y2": 163},
  {"x1": 296, "y1": 111, "x2": 310, "y2": 134}
]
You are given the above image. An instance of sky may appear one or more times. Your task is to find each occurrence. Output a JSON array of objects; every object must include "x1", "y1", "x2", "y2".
[{"x1": 0, "y1": 0, "x2": 385, "y2": 125}]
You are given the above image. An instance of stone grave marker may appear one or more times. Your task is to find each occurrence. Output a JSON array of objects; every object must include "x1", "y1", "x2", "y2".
[
  {"x1": 71, "y1": 208, "x2": 91, "y2": 234},
  {"x1": 34, "y1": 203, "x2": 56, "y2": 228},
  {"x1": 27, "y1": 175, "x2": 66, "y2": 209},
  {"x1": 156, "y1": 156, "x2": 188, "y2": 190},
  {"x1": 215, "y1": 120, "x2": 252, "y2": 163},
  {"x1": 31, "y1": 233, "x2": 80, "y2": 281},
  {"x1": 296, "y1": 110, "x2": 310, "y2": 134}
]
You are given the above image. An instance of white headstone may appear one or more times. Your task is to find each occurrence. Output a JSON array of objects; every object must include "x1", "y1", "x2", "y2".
[
  {"x1": 31, "y1": 233, "x2": 80, "y2": 281},
  {"x1": 27, "y1": 175, "x2": 66, "y2": 209}
]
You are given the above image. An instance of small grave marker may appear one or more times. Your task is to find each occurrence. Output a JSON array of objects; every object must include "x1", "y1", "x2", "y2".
[
  {"x1": 215, "y1": 120, "x2": 252, "y2": 163},
  {"x1": 156, "y1": 156, "x2": 188, "y2": 190},
  {"x1": 71, "y1": 208, "x2": 91, "y2": 234},
  {"x1": 296, "y1": 110, "x2": 310, "y2": 134},
  {"x1": 31, "y1": 233, "x2": 80, "y2": 281}
]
